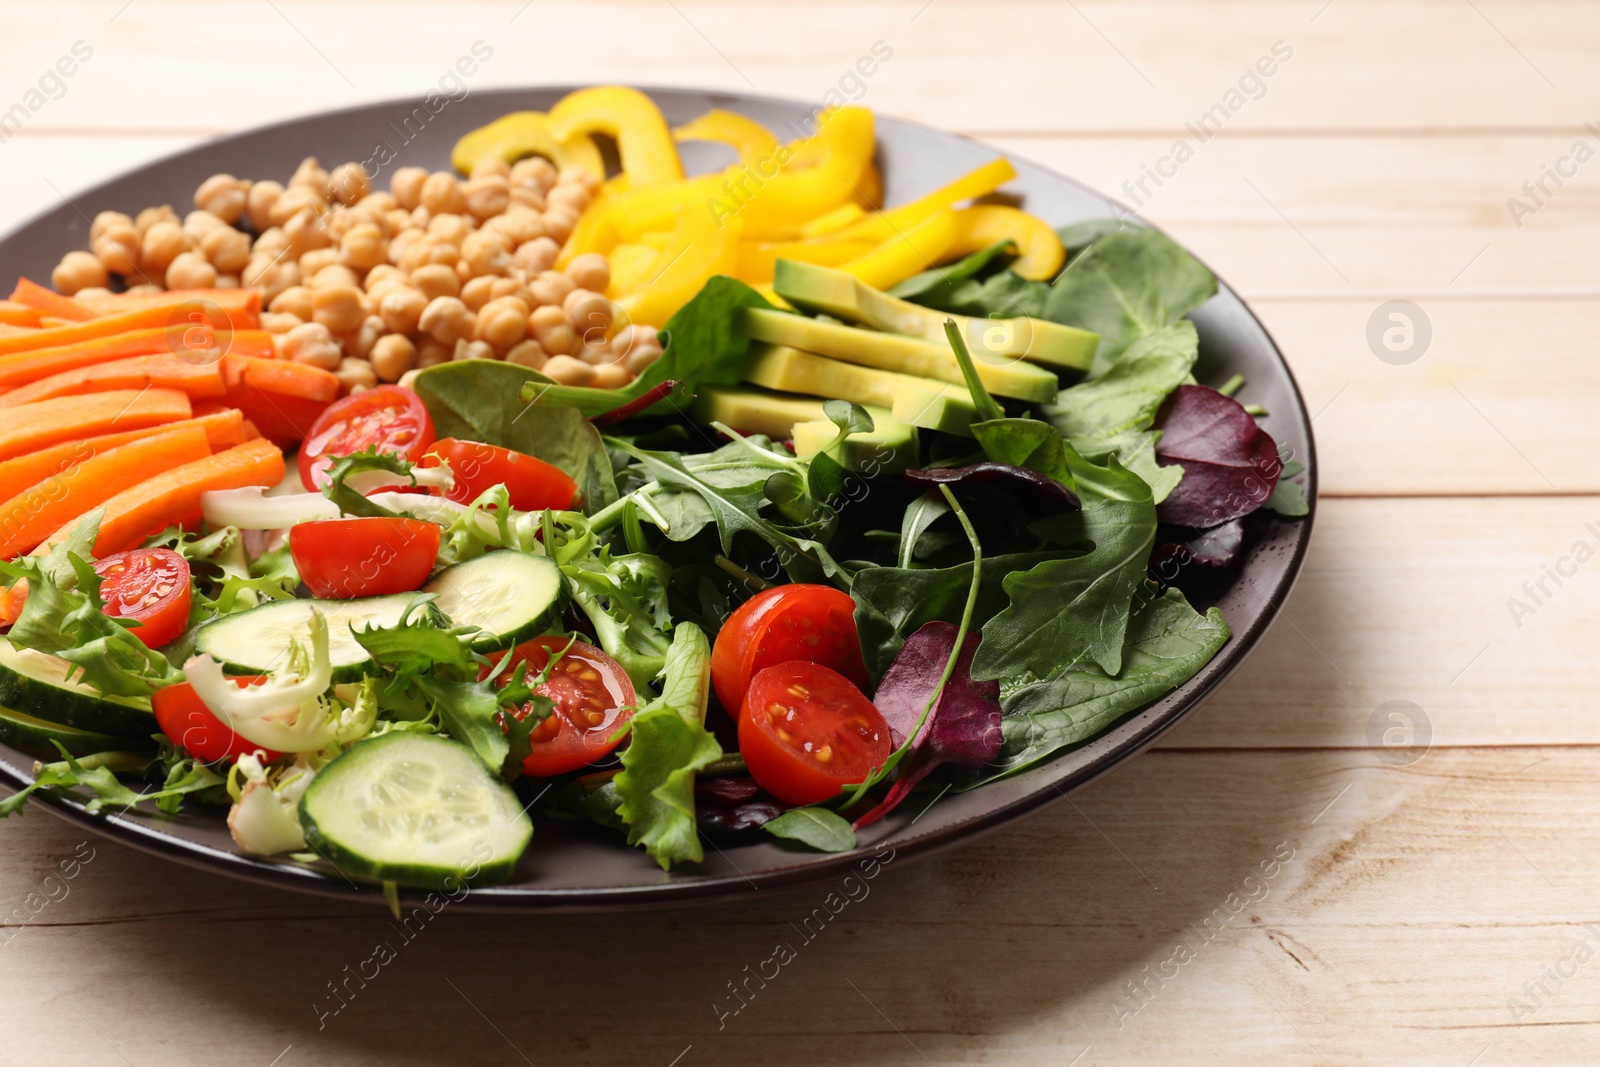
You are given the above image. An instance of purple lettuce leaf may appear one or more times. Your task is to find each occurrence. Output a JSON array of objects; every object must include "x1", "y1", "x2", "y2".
[
  {"x1": 904, "y1": 462, "x2": 1079, "y2": 514},
  {"x1": 1154, "y1": 385, "x2": 1281, "y2": 528},
  {"x1": 695, "y1": 774, "x2": 790, "y2": 833},
  {"x1": 1154, "y1": 519, "x2": 1245, "y2": 569},
  {"x1": 853, "y1": 621, "x2": 1003, "y2": 830}
]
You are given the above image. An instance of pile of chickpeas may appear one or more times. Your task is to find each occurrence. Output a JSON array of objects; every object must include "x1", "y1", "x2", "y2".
[{"x1": 50, "y1": 156, "x2": 663, "y2": 396}]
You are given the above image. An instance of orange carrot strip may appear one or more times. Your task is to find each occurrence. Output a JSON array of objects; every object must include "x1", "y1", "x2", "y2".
[
  {"x1": 72, "y1": 288, "x2": 262, "y2": 320},
  {"x1": 0, "y1": 292, "x2": 260, "y2": 358},
  {"x1": 222, "y1": 354, "x2": 339, "y2": 403},
  {"x1": 0, "y1": 355, "x2": 226, "y2": 408},
  {"x1": 8, "y1": 279, "x2": 95, "y2": 322},
  {"x1": 0, "y1": 328, "x2": 272, "y2": 393},
  {"x1": 40, "y1": 438, "x2": 285, "y2": 556},
  {"x1": 0, "y1": 410, "x2": 246, "y2": 504},
  {"x1": 0, "y1": 389, "x2": 191, "y2": 463},
  {"x1": 0, "y1": 426, "x2": 212, "y2": 559},
  {"x1": 0, "y1": 302, "x2": 42, "y2": 328}
]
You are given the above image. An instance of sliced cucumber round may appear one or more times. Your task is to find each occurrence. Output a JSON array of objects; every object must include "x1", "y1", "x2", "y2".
[
  {"x1": 299, "y1": 732, "x2": 532, "y2": 889},
  {"x1": 193, "y1": 594, "x2": 423, "y2": 683},
  {"x1": 423, "y1": 551, "x2": 565, "y2": 651},
  {"x1": 0, "y1": 702, "x2": 155, "y2": 757},
  {"x1": 0, "y1": 640, "x2": 157, "y2": 738}
]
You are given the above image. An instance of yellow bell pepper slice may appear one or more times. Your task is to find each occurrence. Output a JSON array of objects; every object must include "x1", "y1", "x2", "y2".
[
  {"x1": 736, "y1": 234, "x2": 878, "y2": 284},
  {"x1": 800, "y1": 202, "x2": 866, "y2": 238},
  {"x1": 547, "y1": 86, "x2": 684, "y2": 187},
  {"x1": 606, "y1": 243, "x2": 661, "y2": 298},
  {"x1": 450, "y1": 111, "x2": 605, "y2": 179},
  {"x1": 854, "y1": 162, "x2": 884, "y2": 210},
  {"x1": 617, "y1": 208, "x2": 743, "y2": 327},
  {"x1": 672, "y1": 110, "x2": 779, "y2": 168},
  {"x1": 948, "y1": 205, "x2": 1066, "y2": 280},
  {"x1": 607, "y1": 106, "x2": 876, "y2": 242},
  {"x1": 830, "y1": 157, "x2": 1017, "y2": 246},
  {"x1": 555, "y1": 174, "x2": 630, "y2": 269},
  {"x1": 837, "y1": 209, "x2": 959, "y2": 290}
]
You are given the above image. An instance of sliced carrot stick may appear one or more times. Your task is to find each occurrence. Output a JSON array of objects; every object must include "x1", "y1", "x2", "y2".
[
  {"x1": 0, "y1": 328, "x2": 273, "y2": 393},
  {"x1": 0, "y1": 355, "x2": 226, "y2": 408},
  {"x1": 0, "y1": 292, "x2": 260, "y2": 358},
  {"x1": 0, "y1": 389, "x2": 191, "y2": 463},
  {"x1": 71, "y1": 288, "x2": 262, "y2": 320},
  {"x1": 39, "y1": 438, "x2": 285, "y2": 556},
  {"x1": 222, "y1": 354, "x2": 339, "y2": 403},
  {"x1": 0, "y1": 426, "x2": 212, "y2": 559},
  {"x1": 0, "y1": 324, "x2": 39, "y2": 339},
  {"x1": 0, "y1": 302, "x2": 42, "y2": 328},
  {"x1": 0, "y1": 410, "x2": 247, "y2": 504},
  {"x1": 8, "y1": 279, "x2": 95, "y2": 322}
]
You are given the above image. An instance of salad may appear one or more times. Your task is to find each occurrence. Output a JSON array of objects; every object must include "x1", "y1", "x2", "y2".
[{"x1": 0, "y1": 87, "x2": 1307, "y2": 891}]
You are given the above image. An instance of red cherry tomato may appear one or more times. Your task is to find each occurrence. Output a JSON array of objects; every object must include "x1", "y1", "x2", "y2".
[
  {"x1": 297, "y1": 384, "x2": 436, "y2": 491},
  {"x1": 486, "y1": 636, "x2": 637, "y2": 778},
  {"x1": 93, "y1": 548, "x2": 193, "y2": 649},
  {"x1": 738, "y1": 661, "x2": 890, "y2": 806},
  {"x1": 289, "y1": 517, "x2": 440, "y2": 599},
  {"x1": 421, "y1": 438, "x2": 578, "y2": 512},
  {"x1": 152, "y1": 678, "x2": 282, "y2": 765},
  {"x1": 711, "y1": 584, "x2": 869, "y2": 719}
]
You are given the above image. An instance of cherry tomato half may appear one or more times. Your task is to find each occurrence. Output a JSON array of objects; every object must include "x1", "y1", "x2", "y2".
[
  {"x1": 289, "y1": 517, "x2": 441, "y2": 599},
  {"x1": 297, "y1": 384, "x2": 436, "y2": 491},
  {"x1": 711, "y1": 584, "x2": 869, "y2": 719},
  {"x1": 94, "y1": 548, "x2": 193, "y2": 649},
  {"x1": 421, "y1": 438, "x2": 578, "y2": 512},
  {"x1": 486, "y1": 636, "x2": 636, "y2": 778},
  {"x1": 738, "y1": 661, "x2": 890, "y2": 806},
  {"x1": 153, "y1": 677, "x2": 281, "y2": 765}
]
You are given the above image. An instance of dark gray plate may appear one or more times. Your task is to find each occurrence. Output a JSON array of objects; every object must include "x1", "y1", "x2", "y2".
[{"x1": 0, "y1": 87, "x2": 1314, "y2": 911}]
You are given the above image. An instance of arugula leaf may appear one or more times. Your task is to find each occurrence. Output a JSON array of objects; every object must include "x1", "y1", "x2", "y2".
[
  {"x1": 563, "y1": 550, "x2": 676, "y2": 689},
  {"x1": 965, "y1": 589, "x2": 1230, "y2": 785},
  {"x1": 897, "y1": 490, "x2": 950, "y2": 569},
  {"x1": 412, "y1": 674, "x2": 540, "y2": 780},
  {"x1": 0, "y1": 745, "x2": 222, "y2": 818},
  {"x1": 943, "y1": 319, "x2": 1006, "y2": 424},
  {"x1": 1264, "y1": 459, "x2": 1310, "y2": 518},
  {"x1": 764, "y1": 807, "x2": 856, "y2": 852}
]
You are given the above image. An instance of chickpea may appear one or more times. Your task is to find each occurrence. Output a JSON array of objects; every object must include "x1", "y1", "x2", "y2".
[
  {"x1": 397, "y1": 369, "x2": 422, "y2": 391},
  {"x1": 591, "y1": 363, "x2": 632, "y2": 390},
  {"x1": 386, "y1": 228, "x2": 422, "y2": 267},
  {"x1": 491, "y1": 208, "x2": 545, "y2": 248},
  {"x1": 297, "y1": 248, "x2": 340, "y2": 278},
  {"x1": 73, "y1": 286, "x2": 112, "y2": 302},
  {"x1": 460, "y1": 228, "x2": 512, "y2": 277},
  {"x1": 504, "y1": 339, "x2": 548, "y2": 370},
  {"x1": 418, "y1": 296, "x2": 474, "y2": 345},
  {"x1": 327, "y1": 163, "x2": 370, "y2": 206},
  {"x1": 358, "y1": 191, "x2": 397, "y2": 215},
  {"x1": 508, "y1": 186, "x2": 548, "y2": 213},
  {"x1": 93, "y1": 225, "x2": 141, "y2": 275},
  {"x1": 90, "y1": 210, "x2": 133, "y2": 243},
  {"x1": 166, "y1": 251, "x2": 217, "y2": 290},
  {"x1": 462, "y1": 176, "x2": 510, "y2": 219},
  {"x1": 312, "y1": 264, "x2": 361, "y2": 292},
  {"x1": 194, "y1": 174, "x2": 250, "y2": 224},
  {"x1": 488, "y1": 277, "x2": 524, "y2": 302},
  {"x1": 242, "y1": 254, "x2": 300, "y2": 303},
  {"x1": 138, "y1": 221, "x2": 188, "y2": 275},
  {"x1": 134, "y1": 205, "x2": 179, "y2": 235},
  {"x1": 563, "y1": 285, "x2": 605, "y2": 318},
  {"x1": 475, "y1": 295, "x2": 530, "y2": 350},
  {"x1": 410, "y1": 263, "x2": 460, "y2": 302},
  {"x1": 279, "y1": 321, "x2": 341, "y2": 368},
  {"x1": 252, "y1": 226, "x2": 291, "y2": 258},
  {"x1": 269, "y1": 185, "x2": 327, "y2": 228},
  {"x1": 540, "y1": 355, "x2": 594, "y2": 386},
  {"x1": 260, "y1": 311, "x2": 303, "y2": 334},
  {"x1": 624, "y1": 336, "x2": 664, "y2": 375},
  {"x1": 384, "y1": 208, "x2": 414, "y2": 236},
  {"x1": 289, "y1": 157, "x2": 330, "y2": 196},
  {"x1": 369, "y1": 333, "x2": 416, "y2": 383},
  {"x1": 379, "y1": 286, "x2": 428, "y2": 334},
  {"x1": 390, "y1": 167, "x2": 429, "y2": 211},
  {"x1": 200, "y1": 227, "x2": 251, "y2": 274},
  {"x1": 215, "y1": 273, "x2": 241, "y2": 289},
  {"x1": 452, "y1": 339, "x2": 496, "y2": 362},
  {"x1": 528, "y1": 303, "x2": 573, "y2": 356},
  {"x1": 546, "y1": 183, "x2": 590, "y2": 216},
  {"x1": 541, "y1": 207, "x2": 578, "y2": 245},
  {"x1": 125, "y1": 283, "x2": 165, "y2": 297},
  {"x1": 511, "y1": 156, "x2": 558, "y2": 192},
  {"x1": 312, "y1": 284, "x2": 364, "y2": 334},
  {"x1": 283, "y1": 209, "x2": 331, "y2": 256},
  {"x1": 339, "y1": 222, "x2": 387, "y2": 270},
  {"x1": 323, "y1": 209, "x2": 359, "y2": 243},
  {"x1": 270, "y1": 285, "x2": 315, "y2": 321},
  {"x1": 427, "y1": 213, "x2": 474, "y2": 246},
  {"x1": 364, "y1": 264, "x2": 404, "y2": 292},
  {"x1": 415, "y1": 337, "x2": 452, "y2": 368},
  {"x1": 400, "y1": 238, "x2": 458, "y2": 273},
  {"x1": 420, "y1": 172, "x2": 469, "y2": 215},
  {"x1": 515, "y1": 237, "x2": 561, "y2": 276},
  {"x1": 409, "y1": 205, "x2": 432, "y2": 230},
  {"x1": 245, "y1": 180, "x2": 284, "y2": 232},
  {"x1": 52, "y1": 251, "x2": 109, "y2": 295},
  {"x1": 459, "y1": 275, "x2": 496, "y2": 312},
  {"x1": 564, "y1": 252, "x2": 611, "y2": 294},
  {"x1": 346, "y1": 316, "x2": 385, "y2": 360},
  {"x1": 333, "y1": 356, "x2": 379, "y2": 394},
  {"x1": 470, "y1": 157, "x2": 512, "y2": 181}
]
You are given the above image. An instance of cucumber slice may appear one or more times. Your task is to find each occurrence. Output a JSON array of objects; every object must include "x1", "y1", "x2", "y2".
[
  {"x1": 0, "y1": 640, "x2": 157, "y2": 738},
  {"x1": 0, "y1": 702, "x2": 155, "y2": 757},
  {"x1": 299, "y1": 732, "x2": 532, "y2": 888},
  {"x1": 193, "y1": 594, "x2": 423, "y2": 683},
  {"x1": 423, "y1": 552, "x2": 565, "y2": 651}
]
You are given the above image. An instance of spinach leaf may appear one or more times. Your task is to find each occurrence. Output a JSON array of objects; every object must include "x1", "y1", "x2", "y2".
[
  {"x1": 764, "y1": 807, "x2": 856, "y2": 852},
  {"x1": 1264, "y1": 459, "x2": 1310, "y2": 517},
  {"x1": 637, "y1": 275, "x2": 775, "y2": 392},
  {"x1": 1045, "y1": 321, "x2": 1199, "y2": 444},
  {"x1": 889, "y1": 239, "x2": 1018, "y2": 308},
  {"x1": 965, "y1": 589, "x2": 1229, "y2": 785}
]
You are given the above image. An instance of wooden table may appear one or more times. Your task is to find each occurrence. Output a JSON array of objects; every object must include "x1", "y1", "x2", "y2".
[{"x1": 1, "y1": 2, "x2": 1592, "y2": 1063}]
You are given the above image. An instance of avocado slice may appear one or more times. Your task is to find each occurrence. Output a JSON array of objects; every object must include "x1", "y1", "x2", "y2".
[
  {"x1": 692, "y1": 386, "x2": 831, "y2": 439},
  {"x1": 742, "y1": 307, "x2": 1059, "y2": 404},
  {"x1": 773, "y1": 259, "x2": 1099, "y2": 372},
  {"x1": 792, "y1": 413, "x2": 919, "y2": 474},
  {"x1": 743, "y1": 344, "x2": 976, "y2": 437}
]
